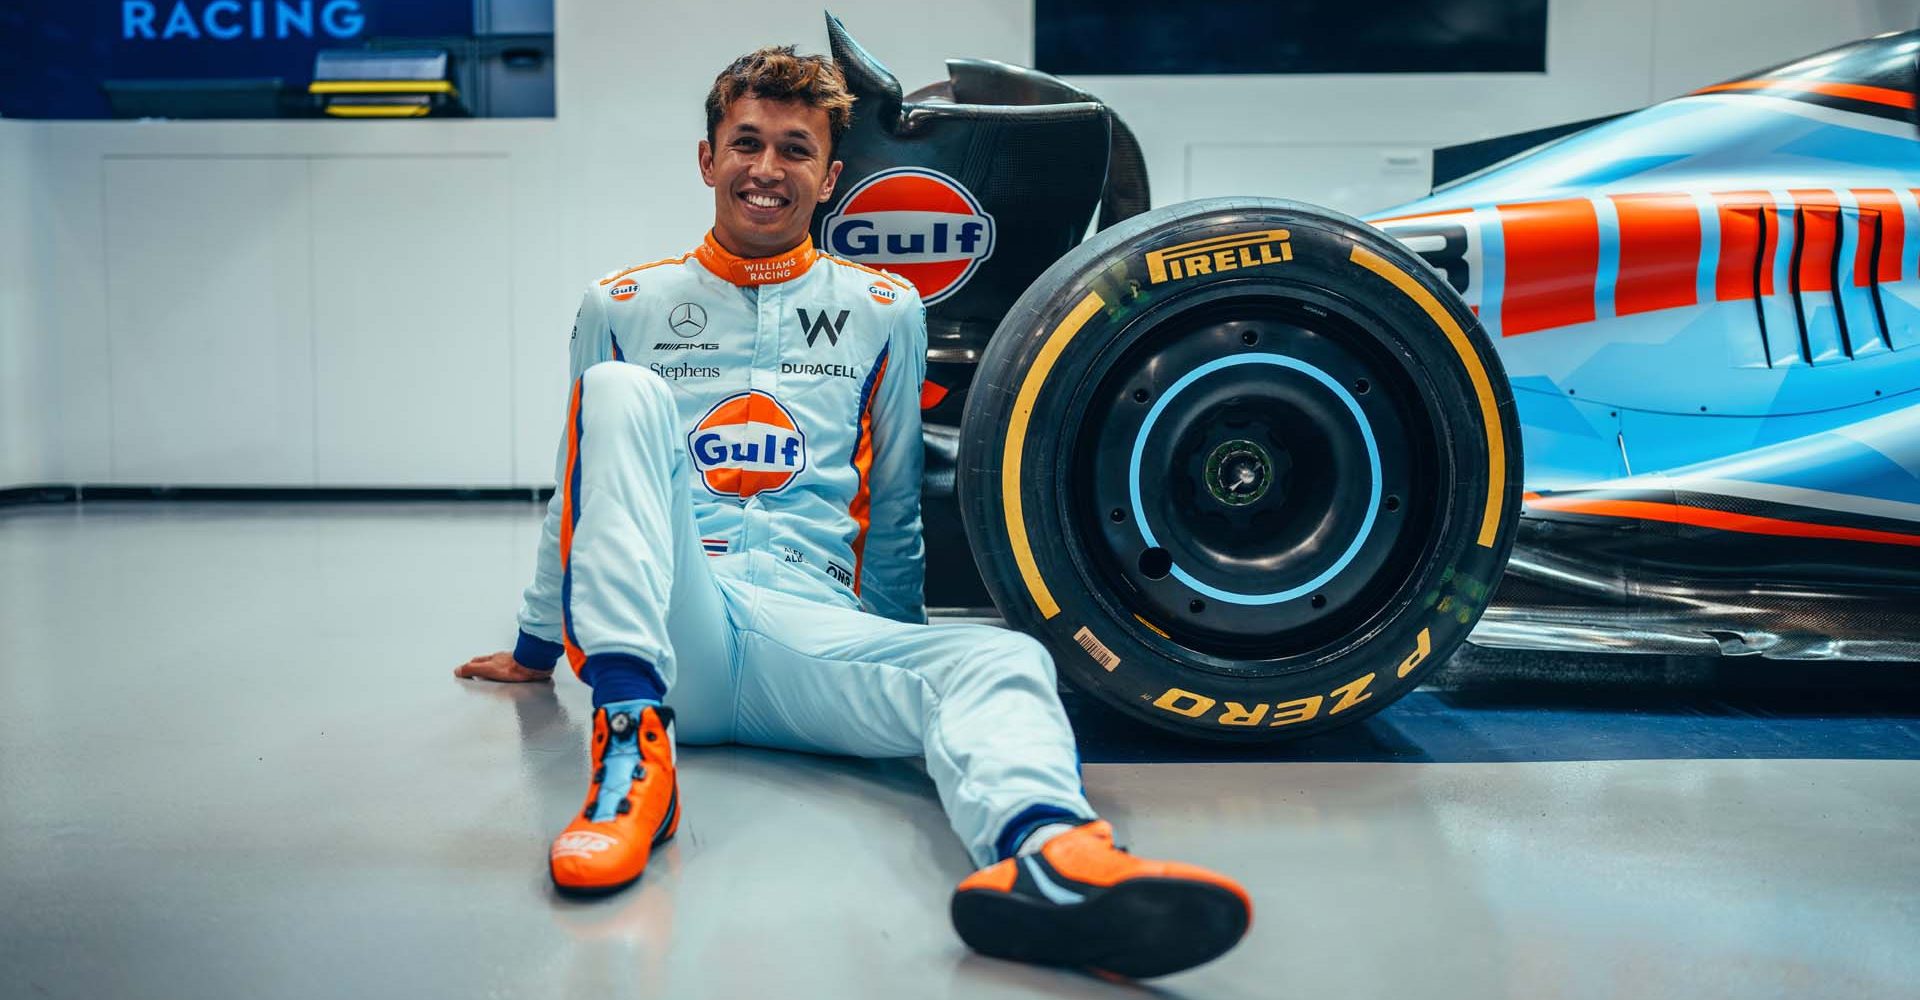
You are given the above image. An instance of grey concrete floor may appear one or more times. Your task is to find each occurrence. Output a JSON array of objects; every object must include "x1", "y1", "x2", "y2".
[{"x1": 2, "y1": 503, "x2": 1916, "y2": 1000}]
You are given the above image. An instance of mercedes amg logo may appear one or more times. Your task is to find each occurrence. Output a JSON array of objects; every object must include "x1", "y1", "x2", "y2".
[{"x1": 668, "y1": 302, "x2": 707, "y2": 338}]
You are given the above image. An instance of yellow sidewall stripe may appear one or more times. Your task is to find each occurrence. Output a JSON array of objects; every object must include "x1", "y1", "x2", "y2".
[
  {"x1": 1348, "y1": 245, "x2": 1506, "y2": 547},
  {"x1": 1003, "y1": 291, "x2": 1106, "y2": 619}
]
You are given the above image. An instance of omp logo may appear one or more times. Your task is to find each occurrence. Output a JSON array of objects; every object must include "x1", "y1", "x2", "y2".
[
  {"x1": 687, "y1": 391, "x2": 808, "y2": 499},
  {"x1": 797, "y1": 308, "x2": 849, "y2": 348},
  {"x1": 821, "y1": 167, "x2": 995, "y2": 305},
  {"x1": 551, "y1": 831, "x2": 615, "y2": 859},
  {"x1": 1145, "y1": 230, "x2": 1292, "y2": 285},
  {"x1": 867, "y1": 283, "x2": 898, "y2": 305}
]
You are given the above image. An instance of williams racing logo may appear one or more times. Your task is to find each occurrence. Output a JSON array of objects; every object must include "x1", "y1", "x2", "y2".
[
  {"x1": 1145, "y1": 230, "x2": 1292, "y2": 285},
  {"x1": 821, "y1": 167, "x2": 994, "y2": 305},
  {"x1": 797, "y1": 308, "x2": 850, "y2": 348},
  {"x1": 688, "y1": 391, "x2": 808, "y2": 499}
]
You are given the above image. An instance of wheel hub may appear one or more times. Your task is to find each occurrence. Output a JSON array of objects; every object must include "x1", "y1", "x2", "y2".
[{"x1": 1205, "y1": 439, "x2": 1275, "y2": 507}]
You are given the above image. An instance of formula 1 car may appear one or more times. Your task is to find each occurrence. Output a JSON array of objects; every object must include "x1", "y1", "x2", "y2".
[{"x1": 814, "y1": 15, "x2": 1920, "y2": 742}]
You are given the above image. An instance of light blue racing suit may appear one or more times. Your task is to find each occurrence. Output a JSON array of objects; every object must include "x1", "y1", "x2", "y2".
[{"x1": 511, "y1": 233, "x2": 1090, "y2": 865}]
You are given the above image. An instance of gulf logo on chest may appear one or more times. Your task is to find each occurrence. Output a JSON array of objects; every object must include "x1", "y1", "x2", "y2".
[
  {"x1": 821, "y1": 167, "x2": 995, "y2": 305},
  {"x1": 687, "y1": 391, "x2": 809, "y2": 499}
]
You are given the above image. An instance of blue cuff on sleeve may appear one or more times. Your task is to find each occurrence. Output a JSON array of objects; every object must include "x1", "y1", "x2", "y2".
[
  {"x1": 513, "y1": 630, "x2": 564, "y2": 671},
  {"x1": 581, "y1": 653, "x2": 667, "y2": 707}
]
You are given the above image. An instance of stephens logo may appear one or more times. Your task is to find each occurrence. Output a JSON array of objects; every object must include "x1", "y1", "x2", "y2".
[
  {"x1": 687, "y1": 391, "x2": 808, "y2": 499},
  {"x1": 821, "y1": 167, "x2": 995, "y2": 305}
]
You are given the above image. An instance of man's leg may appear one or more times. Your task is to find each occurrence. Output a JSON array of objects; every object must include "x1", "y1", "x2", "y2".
[
  {"x1": 730, "y1": 583, "x2": 1091, "y2": 865},
  {"x1": 547, "y1": 361, "x2": 739, "y2": 894},
  {"x1": 728, "y1": 584, "x2": 1249, "y2": 978}
]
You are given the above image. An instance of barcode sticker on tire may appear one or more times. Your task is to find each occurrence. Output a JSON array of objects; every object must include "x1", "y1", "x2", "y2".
[{"x1": 1073, "y1": 626, "x2": 1121, "y2": 672}]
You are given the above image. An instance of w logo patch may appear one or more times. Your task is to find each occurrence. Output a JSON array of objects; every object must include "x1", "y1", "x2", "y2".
[{"x1": 797, "y1": 308, "x2": 850, "y2": 348}]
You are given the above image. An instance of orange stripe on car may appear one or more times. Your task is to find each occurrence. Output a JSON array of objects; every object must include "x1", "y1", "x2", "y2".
[
  {"x1": 1527, "y1": 495, "x2": 1920, "y2": 548},
  {"x1": 1789, "y1": 188, "x2": 1841, "y2": 293},
  {"x1": 1713, "y1": 191, "x2": 1773, "y2": 300},
  {"x1": 1369, "y1": 207, "x2": 1473, "y2": 227},
  {"x1": 1849, "y1": 189, "x2": 1905, "y2": 287},
  {"x1": 1497, "y1": 198, "x2": 1599, "y2": 335},
  {"x1": 1693, "y1": 78, "x2": 1917, "y2": 111},
  {"x1": 1610, "y1": 192, "x2": 1701, "y2": 316}
]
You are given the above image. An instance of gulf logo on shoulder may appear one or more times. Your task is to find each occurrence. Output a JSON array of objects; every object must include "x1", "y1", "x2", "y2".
[
  {"x1": 822, "y1": 167, "x2": 995, "y2": 305},
  {"x1": 687, "y1": 391, "x2": 808, "y2": 499}
]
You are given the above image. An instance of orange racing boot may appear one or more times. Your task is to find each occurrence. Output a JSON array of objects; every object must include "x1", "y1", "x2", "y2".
[
  {"x1": 951, "y1": 819, "x2": 1251, "y2": 979},
  {"x1": 549, "y1": 701, "x2": 679, "y2": 896}
]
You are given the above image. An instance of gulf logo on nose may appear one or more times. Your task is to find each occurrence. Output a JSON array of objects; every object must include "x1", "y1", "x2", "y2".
[
  {"x1": 687, "y1": 391, "x2": 809, "y2": 499},
  {"x1": 821, "y1": 167, "x2": 995, "y2": 305}
]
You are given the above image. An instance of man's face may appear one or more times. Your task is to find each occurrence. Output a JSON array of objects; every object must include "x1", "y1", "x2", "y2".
[{"x1": 699, "y1": 95, "x2": 842, "y2": 258}]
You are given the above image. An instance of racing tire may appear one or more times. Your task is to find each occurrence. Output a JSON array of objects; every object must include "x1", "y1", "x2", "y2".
[{"x1": 959, "y1": 198, "x2": 1522, "y2": 742}]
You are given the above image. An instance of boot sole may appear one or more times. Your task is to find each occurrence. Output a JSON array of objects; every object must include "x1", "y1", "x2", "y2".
[{"x1": 951, "y1": 876, "x2": 1249, "y2": 979}]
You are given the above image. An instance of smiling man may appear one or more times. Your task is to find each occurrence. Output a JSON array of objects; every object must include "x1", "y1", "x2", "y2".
[{"x1": 455, "y1": 45, "x2": 1251, "y2": 979}]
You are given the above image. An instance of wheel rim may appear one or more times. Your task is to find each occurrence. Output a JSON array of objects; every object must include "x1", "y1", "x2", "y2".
[{"x1": 1067, "y1": 282, "x2": 1443, "y2": 675}]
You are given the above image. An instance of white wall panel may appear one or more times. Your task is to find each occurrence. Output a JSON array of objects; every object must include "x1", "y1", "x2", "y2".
[
  {"x1": 104, "y1": 156, "x2": 315, "y2": 484},
  {"x1": 1187, "y1": 144, "x2": 1434, "y2": 218},
  {"x1": 39, "y1": 126, "x2": 114, "y2": 483},
  {"x1": 0, "y1": 122, "x2": 39, "y2": 488},
  {"x1": 310, "y1": 155, "x2": 515, "y2": 485}
]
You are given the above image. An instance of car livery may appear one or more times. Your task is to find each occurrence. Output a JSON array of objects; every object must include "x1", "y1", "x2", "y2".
[{"x1": 1369, "y1": 31, "x2": 1920, "y2": 659}]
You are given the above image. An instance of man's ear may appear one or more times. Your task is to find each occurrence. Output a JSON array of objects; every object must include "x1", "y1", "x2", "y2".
[
  {"x1": 818, "y1": 159, "x2": 844, "y2": 203},
  {"x1": 698, "y1": 138, "x2": 716, "y2": 188}
]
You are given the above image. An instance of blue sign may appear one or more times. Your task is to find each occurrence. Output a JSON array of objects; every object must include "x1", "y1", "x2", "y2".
[
  {"x1": 0, "y1": 0, "x2": 477, "y2": 118},
  {"x1": 120, "y1": 2, "x2": 369, "y2": 42}
]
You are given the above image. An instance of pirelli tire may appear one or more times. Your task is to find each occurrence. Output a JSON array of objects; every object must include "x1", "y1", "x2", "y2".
[{"x1": 959, "y1": 198, "x2": 1522, "y2": 742}]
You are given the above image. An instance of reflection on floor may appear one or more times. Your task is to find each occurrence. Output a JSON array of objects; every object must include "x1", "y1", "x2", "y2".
[
  {"x1": 1069, "y1": 650, "x2": 1920, "y2": 764},
  {"x1": 2, "y1": 502, "x2": 1915, "y2": 1000}
]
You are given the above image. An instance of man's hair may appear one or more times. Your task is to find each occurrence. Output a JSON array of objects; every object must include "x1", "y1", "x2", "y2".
[{"x1": 704, "y1": 45, "x2": 855, "y2": 152}]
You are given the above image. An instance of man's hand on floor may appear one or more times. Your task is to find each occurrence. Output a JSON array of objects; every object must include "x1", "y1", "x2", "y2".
[{"x1": 455, "y1": 651, "x2": 554, "y2": 683}]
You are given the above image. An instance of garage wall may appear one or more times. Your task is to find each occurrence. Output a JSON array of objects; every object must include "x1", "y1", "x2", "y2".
[
  {"x1": 15, "y1": 0, "x2": 1912, "y2": 489},
  {"x1": 0, "y1": 121, "x2": 40, "y2": 489},
  {"x1": 1110, "y1": 0, "x2": 1917, "y2": 215}
]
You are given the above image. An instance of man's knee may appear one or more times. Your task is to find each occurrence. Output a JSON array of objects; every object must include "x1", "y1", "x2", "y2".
[
  {"x1": 968, "y1": 627, "x2": 1058, "y2": 687},
  {"x1": 581, "y1": 360, "x2": 674, "y2": 421}
]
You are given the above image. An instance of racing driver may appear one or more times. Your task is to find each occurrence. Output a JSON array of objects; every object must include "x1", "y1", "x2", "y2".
[{"x1": 456, "y1": 44, "x2": 1252, "y2": 979}]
